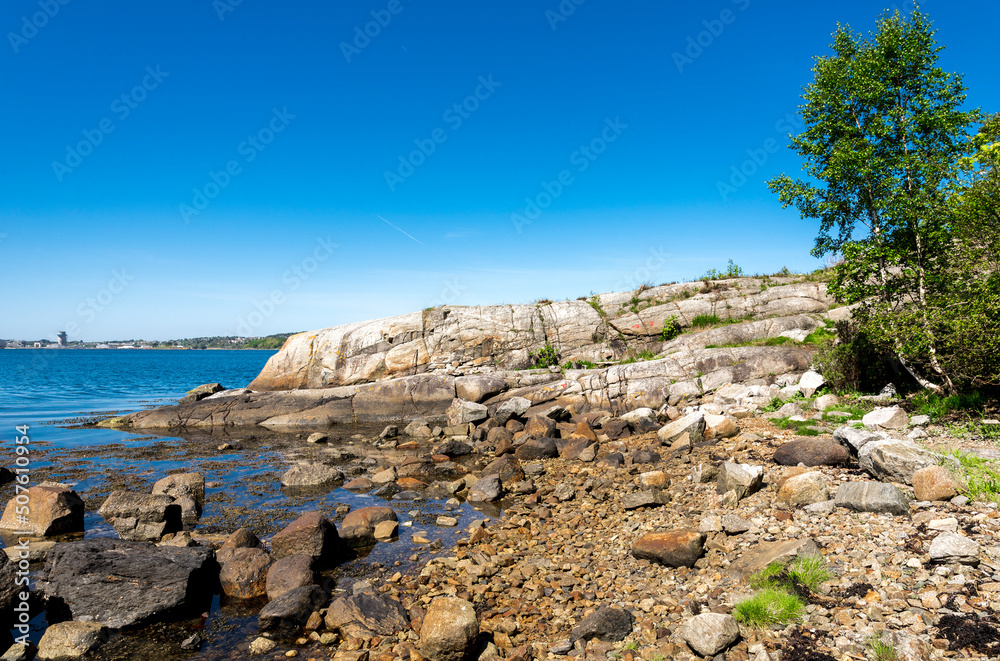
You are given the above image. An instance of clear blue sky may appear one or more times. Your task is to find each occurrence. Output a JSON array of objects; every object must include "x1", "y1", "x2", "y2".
[{"x1": 2, "y1": 0, "x2": 998, "y2": 341}]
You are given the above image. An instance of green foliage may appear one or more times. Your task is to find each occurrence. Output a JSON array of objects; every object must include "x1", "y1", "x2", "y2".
[
  {"x1": 563, "y1": 359, "x2": 598, "y2": 370},
  {"x1": 942, "y1": 450, "x2": 1000, "y2": 503},
  {"x1": 812, "y1": 321, "x2": 897, "y2": 394},
  {"x1": 529, "y1": 344, "x2": 560, "y2": 368},
  {"x1": 661, "y1": 316, "x2": 681, "y2": 342},
  {"x1": 706, "y1": 336, "x2": 795, "y2": 349},
  {"x1": 690, "y1": 314, "x2": 721, "y2": 328},
  {"x1": 241, "y1": 334, "x2": 290, "y2": 350},
  {"x1": 866, "y1": 634, "x2": 899, "y2": 661},
  {"x1": 910, "y1": 390, "x2": 985, "y2": 420},
  {"x1": 702, "y1": 259, "x2": 745, "y2": 281},
  {"x1": 733, "y1": 588, "x2": 804, "y2": 628},
  {"x1": 803, "y1": 326, "x2": 836, "y2": 346},
  {"x1": 772, "y1": 418, "x2": 821, "y2": 436},
  {"x1": 768, "y1": 8, "x2": 993, "y2": 394},
  {"x1": 587, "y1": 296, "x2": 607, "y2": 319},
  {"x1": 749, "y1": 556, "x2": 831, "y2": 594}
]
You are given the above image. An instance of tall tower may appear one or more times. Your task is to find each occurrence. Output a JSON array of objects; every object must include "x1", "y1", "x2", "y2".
[{"x1": 57, "y1": 331, "x2": 68, "y2": 347}]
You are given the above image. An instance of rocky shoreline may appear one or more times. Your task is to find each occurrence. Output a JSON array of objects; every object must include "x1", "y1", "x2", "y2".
[{"x1": 4, "y1": 276, "x2": 999, "y2": 660}]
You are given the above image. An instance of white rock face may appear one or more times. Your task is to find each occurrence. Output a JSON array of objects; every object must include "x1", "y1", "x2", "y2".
[{"x1": 798, "y1": 370, "x2": 825, "y2": 397}]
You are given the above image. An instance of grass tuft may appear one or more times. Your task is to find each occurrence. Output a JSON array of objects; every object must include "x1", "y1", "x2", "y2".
[
  {"x1": 942, "y1": 449, "x2": 1000, "y2": 504},
  {"x1": 733, "y1": 588, "x2": 803, "y2": 627},
  {"x1": 866, "y1": 634, "x2": 899, "y2": 661}
]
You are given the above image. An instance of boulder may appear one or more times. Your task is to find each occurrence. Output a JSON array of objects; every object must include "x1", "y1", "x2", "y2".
[
  {"x1": 446, "y1": 399, "x2": 488, "y2": 427},
  {"x1": 631, "y1": 530, "x2": 705, "y2": 567},
  {"x1": 38, "y1": 538, "x2": 216, "y2": 628},
  {"x1": 716, "y1": 462, "x2": 763, "y2": 500},
  {"x1": 266, "y1": 554, "x2": 317, "y2": 601},
  {"x1": 813, "y1": 393, "x2": 840, "y2": 411},
  {"x1": 219, "y1": 547, "x2": 271, "y2": 599},
  {"x1": 420, "y1": 597, "x2": 479, "y2": 661},
  {"x1": 324, "y1": 591, "x2": 410, "y2": 638},
  {"x1": 912, "y1": 466, "x2": 960, "y2": 502},
  {"x1": 797, "y1": 370, "x2": 825, "y2": 398},
  {"x1": 468, "y1": 475, "x2": 503, "y2": 502},
  {"x1": 773, "y1": 439, "x2": 849, "y2": 467},
  {"x1": 0, "y1": 485, "x2": 84, "y2": 537},
  {"x1": 435, "y1": 441, "x2": 473, "y2": 457},
  {"x1": 280, "y1": 463, "x2": 343, "y2": 488},
  {"x1": 620, "y1": 408, "x2": 659, "y2": 433},
  {"x1": 559, "y1": 437, "x2": 597, "y2": 461},
  {"x1": 569, "y1": 607, "x2": 634, "y2": 644},
  {"x1": 776, "y1": 472, "x2": 829, "y2": 507},
  {"x1": 721, "y1": 514, "x2": 753, "y2": 534},
  {"x1": 0, "y1": 553, "x2": 19, "y2": 614},
  {"x1": 657, "y1": 412, "x2": 705, "y2": 446},
  {"x1": 835, "y1": 481, "x2": 910, "y2": 516},
  {"x1": 703, "y1": 414, "x2": 739, "y2": 441},
  {"x1": 729, "y1": 538, "x2": 820, "y2": 578},
  {"x1": 455, "y1": 375, "x2": 507, "y2": 403},
  {"x1": 928, "y1": 532, "x2": 979, "y2": 565},
  {"x1": 493, "y1": 397, "x2": 531, "y2": 425},
  {"x1": 97, "y1": 490, "x2": 181, "y2": 541},
  {"x1": 151, "y1": 472, "x2": 205, "y2": 509},
  {"x1": 524, "y1": 416, "x2": 556, "y2": 439},
  {"x1": 514, "y1": 437, "x2": 558, "y2": 461},
  {"x1": 680, "y1": 613, "x2": 740, "y2": 657},
  {"x1": 258, "y1": 585, "x2": 327, "y2": 638},
  {"x1": 36, "y1": 622, "x2": 107, "y2": 660},
  {"x1": 481, "y1": 455, "x2": 525, "y2": 483},
  {"x1": 339, "y1": 506, "x2": 398, "y2": 548},
  {"x1": 270, "y1": 512, "x2": 342, "y2": 564},
  {"x1": 833, "y1": 425, "x2": 885, "y2": 455},
  {"x1": 862, "y1": 406, "x2": 909, "y2": 430},
  {"x1": 179, "y1": 383, "x2": 224, "y2": 404},
  {"x1": 306, "y1": 432, "x2": 329, "y2": 443},
  {"x1": 216, "y1": 527, "x2": 264, "y2": 565},
  {"x1": 859, "y1": 439, "x2": 948, "y2": 485},
  {"x1": 622, "y1": 490, "x2": 669, "y2": 510},
  {"x1": 602, "y1": 419, "x2": 631, "y2": 440}
]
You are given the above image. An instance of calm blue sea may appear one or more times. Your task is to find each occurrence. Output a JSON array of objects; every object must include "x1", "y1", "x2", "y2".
[{"x1": 0, "y1": 349, "x2": 275, "y2": 442}]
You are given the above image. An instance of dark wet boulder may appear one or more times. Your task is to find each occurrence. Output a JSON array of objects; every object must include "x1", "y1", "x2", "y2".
[
  {"x1": 482, "y1": 455, "x2": 525, "y2": 483},
  {"x1": 570, "y1": 606, "x2": 634, "y2": 643},
  {"x1": 270, "y1": 512, "x2": 343, "y2": 565},
  {"x1": 258, "y1": 585, "x2": 327, "y2": 638},
  {"x1": 324, "y1": 590, "x2": 410, "y2": 638},
  {"x1": 38, "y1": 538, "x2": 216, "y2": 628},
  {"x1": 514, "y1": 438, "x2": 558, "y2": 461},
  {"x1": 773, "y1": 439, "x2": 850, "y2": 467},
  {"x1": 266, "y1": 554, "x2": 318, "y2": 601},
  {"x1": 339, "y1": 506, "x2": 398, "y2": 548},
  {"x1": 219, "y1": 547, "x2": 271, "y2": 599}
]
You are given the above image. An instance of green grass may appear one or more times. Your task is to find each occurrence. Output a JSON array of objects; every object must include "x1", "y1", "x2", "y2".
[
  {"x1": 586, "y1": 296, "x2": 607, "y2": 319},
  {"x1": 619, "y1": 350, "x2": 658, "y2": 365},
  {"x1": 942, "y1": 449, "x2": 1000, "y2": 503},
  {"x1": 771, "y1": 418, "x2": 821, "y2": 436},
  {"x1": 866, "y1": 634, "x2": 899, "y2": 661},
  {"x1": 624, "y1": 641, "x2": 639, "y2": 651},
  {"x1": 803, "y1": 326, "x2": 837, "y2": 345},
  {"x1": 690, "y1": 314, "x2": 721, "y2": 328},
  {"x1": 563, "y1": 359, "x2": 598, "y2": 370},
  {"x1": 910, "y1": 390, "x2": 986, "y2": 420},
  {"x1": 749, "y1": 556, "x2": 831, "y2": 593},
  {"x1": 705, "y1": 336, "x2": 795, "y2": 349},
  {"x1": 733, "y1": 588, "x2": 804, "y2": 627},
  {"x1": 820, "y1": 402, "x2": 869, "y2": 420}
]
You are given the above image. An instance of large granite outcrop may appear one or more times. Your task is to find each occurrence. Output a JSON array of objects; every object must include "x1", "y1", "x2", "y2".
[{"x1": 107, "y1": 279, "x2": 836, "y2": 430}]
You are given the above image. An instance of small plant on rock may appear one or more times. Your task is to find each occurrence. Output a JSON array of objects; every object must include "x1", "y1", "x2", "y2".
[
  {"x1": 661, "y1": 316, "x2": 681, "y2": 342},
  {"x1": 529, "y1": 344, "x2": 560, "y2": 369},
  {"x1": 865, "y1": 634, "x2": 899, "y2": 661}
]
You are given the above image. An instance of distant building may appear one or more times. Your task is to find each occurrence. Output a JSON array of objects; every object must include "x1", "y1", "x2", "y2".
[{"x1": 57, "y1": 331, "x2": 68, "y2": 347}]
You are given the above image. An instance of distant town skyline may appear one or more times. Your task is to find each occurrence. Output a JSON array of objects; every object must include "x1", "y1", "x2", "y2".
[{"x1": 3, "y1": 1, "x2": 999, "y2": 340}]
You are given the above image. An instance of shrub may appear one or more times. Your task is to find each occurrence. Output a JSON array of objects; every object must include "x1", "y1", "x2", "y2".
[
  {"x1": 661, "y1": 316, "x2": 681, "y2": 342},
  {"x1": 702, "y1": 259, "x2": 745, "y2": 281},
  {"x1": 529, "y1": 344, "x2": 559, "y2": 368},
  {"x1": 812, "y1": 321, "x2": 898, "y2": 394}
]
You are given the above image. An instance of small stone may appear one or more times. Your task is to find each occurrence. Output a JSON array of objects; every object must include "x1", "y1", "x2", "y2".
[
  {"x1": 37, "y1": 622, "x2": 107, "y2": 660},
  {"x1": 928, "y1": 532, "x2": 979, "y2": 565},
  {"x1": 631, "y1": 530, "x2": 705, "y2": 567},
  {"x1": 912, "y1": 466, "x2": 960, "y2": 502},
  {"x1": 249, "y1": 637, "x2": 277, "y2": 655},
  {"x1": 622, "y1": 490, "x2": 669, "y2": 510},
  {"x1": 862, "y1": 405, "x2": 909, "y2": 430},
  {"x1": 569, "y1": 606, "x2": 634, "y2": 643},
  {"x1": 420, "y1": 597, "x2": 479, "y2": 661},
  {"x1": 680, "y1": 613, "x2": 740, "y2": 657},
  {"x1": 436, "y1": 516, "x2": 458, "y2": 527},
  {"x1": 374, "y1": 520, "x2": 398, "y2": 539},
  {"x1": 777, "y1": 472, "x2": 829, "y2": 507},
  {"x1": 306, "y1": 432, "x2": 328, "y2": 444}
]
